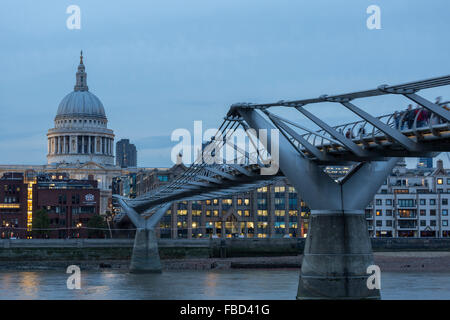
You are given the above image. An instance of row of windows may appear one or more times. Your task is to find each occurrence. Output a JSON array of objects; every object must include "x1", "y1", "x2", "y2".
[
  {"x1": 258, "y1": 186, "x2": 296, "y2": 193},
  {"x1": 58, "y1": 194, "x2": 88, "y2": 205},
  {"x1": 166, "y1": 221, "x2": 301, "y2": 230},
  {"x1": 2, "y1": 197, "x2": 19, "y2": 203},
  {"x1": 56, "y1": 119, "x2": 106, "y2": 125},
  {"x1": 375, "y1": 198, "x2": 449, "y2": 206},
  {"x1": 2, "y1": 185, "x2": 20, "y2": 194},
  {"x1": 373, "y1": 209, "x2": 449, "y2": 216},
  {"x1": 204, "y1": 199, "x2": 250, "y2": 206},
  {"x1": 175, "y1": 209, "x2": 302, "y2": 217},
  {"x1": 374, "y1": 220, "x2": 449, "y2": 227},
  {"x1": 1, "y1": 219, "x2": 18, "y2": 227},
  {"x1": 171, "y1": 194, "x2": 300, "y2": 208}
]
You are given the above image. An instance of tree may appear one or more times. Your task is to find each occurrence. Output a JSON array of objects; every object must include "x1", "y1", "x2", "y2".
[
  {"x1": 87, "y1": 214, "x2": 107, "y2": 238},
  {"x1": 32, "y1": 209, "x2": 50, "y2": 238}
]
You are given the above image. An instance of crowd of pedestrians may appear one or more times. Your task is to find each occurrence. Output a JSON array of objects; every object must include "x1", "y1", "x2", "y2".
[
  {"x1": 393, "y1": 97, "x2": 449, "y2": 130},
  {"x1": 339, "y1": 97, "x2": 448, "y2": 140}
]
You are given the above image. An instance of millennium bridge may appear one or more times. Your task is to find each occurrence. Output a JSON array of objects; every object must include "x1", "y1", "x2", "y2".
[{"x1": 114, "y1": 75, "x2": 450, "y2": 299}]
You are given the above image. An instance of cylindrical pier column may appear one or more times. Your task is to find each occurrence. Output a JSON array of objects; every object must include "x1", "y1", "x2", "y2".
[
  {"x1": 297, "y1": 210, "x2": 380, "y2": 299},
  {"x1": 130, "y1": 228, "x2": 162, "y2": 273}
]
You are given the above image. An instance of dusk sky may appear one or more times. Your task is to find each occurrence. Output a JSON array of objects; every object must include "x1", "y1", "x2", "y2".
[{"x1": 1, "y1": 0, "x2": 449, "y2": 167}]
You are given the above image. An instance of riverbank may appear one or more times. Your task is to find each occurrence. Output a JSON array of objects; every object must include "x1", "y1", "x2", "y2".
[
  {"x1": 1, "y1": 252, "x2": 449, "y2": 272},
  {"x1": 162, "y1": 252, "x2": 450, "y2": 272}
]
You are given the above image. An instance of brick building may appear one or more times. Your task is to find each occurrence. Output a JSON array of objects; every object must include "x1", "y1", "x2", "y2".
[{"x1": 0, "y1": 171, "x2": 100, "y2": 239}]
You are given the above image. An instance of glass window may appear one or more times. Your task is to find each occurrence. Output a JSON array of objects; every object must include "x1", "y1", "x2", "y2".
[{"x1": 397, "y1": 199, "x2": 415, "y2": 207}]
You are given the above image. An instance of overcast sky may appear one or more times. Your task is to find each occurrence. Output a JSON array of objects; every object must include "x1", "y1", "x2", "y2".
[{"x1": 1, "y1": 0, "x2": 449, "y2": 168}]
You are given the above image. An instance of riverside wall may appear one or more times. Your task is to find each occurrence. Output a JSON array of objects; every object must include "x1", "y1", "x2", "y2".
[{"x1": 1, "y1": 238, "x2": 450, "y2": 261}]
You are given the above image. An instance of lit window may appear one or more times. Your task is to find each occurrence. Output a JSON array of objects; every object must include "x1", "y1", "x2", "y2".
[
  {"x1": 257, "y1": 210, "x2": 268, "y2": 216},
  {"x1": 275, "y1": 210, "x2": 285, "y2": 216},
  {"x1": 438, "y1": 178, "x2": 444, "y2": 185}
]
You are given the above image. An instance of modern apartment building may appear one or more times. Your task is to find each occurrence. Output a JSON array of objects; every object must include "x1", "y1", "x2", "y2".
[
  {"x1": 366, "y1": 159, "x2": 450, "y2": 238},
  {"x1": 112, "y1": 159, "x2": 450, "y2": 239}
]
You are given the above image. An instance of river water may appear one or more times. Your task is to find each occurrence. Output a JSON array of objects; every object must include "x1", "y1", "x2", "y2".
[{"x1": 0, "y1": 270, "x2": 449, "y2": 300}]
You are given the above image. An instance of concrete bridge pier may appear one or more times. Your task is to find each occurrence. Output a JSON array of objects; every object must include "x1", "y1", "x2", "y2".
[
  {"x1": 116, "y1": 199, "x2": 172, "y2": 273},
  {"x1": 130, "y1": 228, "x2": 162, "y2": 273},
  {"x1": 295, "y1": 159, "x2": 399, "y2": 299},
  {"x1": 297, "y1": 210, "x2": 378, "y2": 299},
  {"x1": 237, "y1": 108, "x2": 400, "y2": 299}
]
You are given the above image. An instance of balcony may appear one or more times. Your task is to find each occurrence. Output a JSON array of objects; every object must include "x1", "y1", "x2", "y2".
[
  {"x1": 398, "y1": 226, "x2": 418, "y2": 230},
  {"x1": 397, "y1": 214, "x2": 417, "y2": 219},
  {"x1": 397, "y1": 204, "x2": 417, "y2": 209},
  {"x1": 397, "y1": 222, "x2": 418, "y2": 230}
]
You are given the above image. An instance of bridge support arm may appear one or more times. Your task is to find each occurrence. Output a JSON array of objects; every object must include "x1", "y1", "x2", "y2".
[
  {"x1": 116, "y1": 197, "x2": 173, "y2": 273},
  {"x1": 298, "y1": 159, "x2": 399, "y2": 299},
  {"x1": 237, "y1": 107, "x2": 399, "y2": 299}
]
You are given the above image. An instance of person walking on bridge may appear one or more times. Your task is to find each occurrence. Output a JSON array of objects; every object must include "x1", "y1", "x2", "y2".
[{"x1": 404, "y1": 104, "x2": 415, "y2": 129}]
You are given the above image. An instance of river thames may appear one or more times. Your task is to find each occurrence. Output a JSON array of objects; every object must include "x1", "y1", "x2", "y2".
[{"x1": 0, "y1": 270, "x2": 449, "y2": 300}]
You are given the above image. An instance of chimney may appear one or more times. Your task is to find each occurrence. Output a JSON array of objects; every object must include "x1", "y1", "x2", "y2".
[{"x1": 437, "y1": 159, "x2": 444, "y2": 170}]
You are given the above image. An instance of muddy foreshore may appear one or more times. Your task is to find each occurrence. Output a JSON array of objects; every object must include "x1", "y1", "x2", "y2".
[{"x1": 1, "y1": 252, "x2": 450, "y2": 273}]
